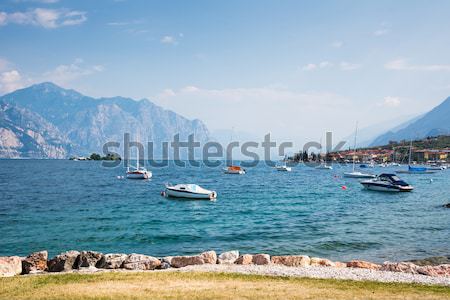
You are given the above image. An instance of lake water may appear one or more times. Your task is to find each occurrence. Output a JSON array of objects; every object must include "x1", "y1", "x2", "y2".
[{"x1": 0, "y1": 160, "x2": 449, "y2": 263}]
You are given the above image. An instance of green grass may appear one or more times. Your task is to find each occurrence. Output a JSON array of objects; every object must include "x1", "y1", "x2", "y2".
[{"x1": 0, "y1": 271, "x2": 449, "y2": 300}]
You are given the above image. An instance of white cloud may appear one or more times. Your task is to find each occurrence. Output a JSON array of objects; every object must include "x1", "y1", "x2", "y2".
[
  {"x1": 0, "y1": 70, "x2": 23, "y2": 94},
  {"x1": 42, "y1": 59, "x2": 104, "y2": 84},
  {"x1": 373, "y1": 28, "x2": 389, "y2": 36},
  {"x1": 340, "y1": 61, "x2": 361, "y2": 71},
  {"x1": 331, "y1": 41, "x2": 343, "y2": 48},
  {"x1": 302, "y1": 61, "x2": 361, "y2": 71},
  {"x1": 302, "y1": 63, "x2": 317, "y2": 71},
  {"x1": 379, "y1": 96, "x2": 401, "y2": 107},
  {"x1": 160, "y1": 35, "x2": 177, "y2": 45},
  {"x1": 385, "y1": 58, "x2": 450, "y2": 71},
  {"x1": 0, "y1": 8, "x2": 87, "y2": 28}
]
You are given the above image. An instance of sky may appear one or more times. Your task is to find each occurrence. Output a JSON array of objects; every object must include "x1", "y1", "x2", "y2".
[{"x1": 1, "y1": 0, "x2": 450, "y2": 147}]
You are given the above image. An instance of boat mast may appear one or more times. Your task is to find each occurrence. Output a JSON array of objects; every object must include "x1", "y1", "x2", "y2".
[
  {"x1": 408, "y1": 139, "x2": 412, "y2": 166},
  {"x1": 352, "y1": 121, "x2": 358, "y2": 172}
]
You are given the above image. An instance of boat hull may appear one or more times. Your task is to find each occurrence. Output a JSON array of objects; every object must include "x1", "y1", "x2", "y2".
[
  {"x1": 344, "y1": 172, "x2": 375, "y2": 178},
  {"x1": 276, "y1": 167, "x2": 292, "y2": 172},
  {"x1": 223, "y1": 169, "x2": 245, "y2": 174},
  {"x1": 360, "y1": 182, "x2": 413, "y2": 192},
  {"x1": 126, "y1": 171, "x2": 152, "y2": 179},
  {"x1": 164, "y1": 188, "x2": 216, "y2": 200}
]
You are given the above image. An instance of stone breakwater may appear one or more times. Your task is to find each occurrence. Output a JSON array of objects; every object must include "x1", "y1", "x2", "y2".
[{"x1": 1, "y1": 250, "x2": 449, "y2": 280}]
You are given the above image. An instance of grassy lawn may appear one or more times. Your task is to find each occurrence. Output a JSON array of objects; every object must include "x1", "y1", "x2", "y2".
[{"x1": 0, "y1": 271, "x2": 449, "y2": 300}]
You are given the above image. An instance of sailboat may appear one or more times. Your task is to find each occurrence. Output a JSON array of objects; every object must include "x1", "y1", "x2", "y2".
[
  {"x1": 126, "y1": 133, "x2": 152, "y2": 179},
  {"x1": 396, "y1": 139, "x2": 435, "y2": 174},
  {"x1": 315, "y1": 137, "x2": 333, "y2": 170},
  {"x1": 223, "y1": 128, "x2": 246, "y2": 174},
  {"x1": 344, "y1": 122, "x2": 375, "y2": 178}
]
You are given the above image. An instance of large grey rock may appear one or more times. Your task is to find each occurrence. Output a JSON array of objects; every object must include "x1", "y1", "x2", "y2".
[
  {"x1": 76, "y1": 251, "x2": 104, "y2": 268},
  {"x1": 0, "y1": 256, "x2": 22, "y2": 277},
  {"x1": 122, "y1": 254, "x2": 161, "y2": 270},
  {"x1": 218, "y1": 251, "x2": 239, "y2": 264},
  {"x1": 97, "y1": 253, "x2": 128, "y2": 269},
  {"x1": 22, "y1": 250, "x2": 48, "y2": 274},
  {"x1": 170, "y1": 255, "x2": 205, "y2": 268},
  {"x1": 48, "y1": 250, "x2": 80, "y2": 272},
  {"x1": 271, "y1": 255, "x2": 310, "y2": 267}
]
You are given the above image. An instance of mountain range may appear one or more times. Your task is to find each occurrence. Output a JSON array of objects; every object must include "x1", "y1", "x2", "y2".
[
  {"x1": 0, "y1": 82, "x2": 210, "y2": 158},
  {"x1": 370, "y1": 96, "x2": 450, "y2": 146}
]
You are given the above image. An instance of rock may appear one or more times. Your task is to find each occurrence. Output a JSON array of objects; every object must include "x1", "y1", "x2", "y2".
[
  {"x1": 252, "y1": 254, "x2": 270, "y2": 265},
  {"x1": 200, "y1": 251, "x2": 217, "y2": 264},
  {"x1": 218, "y1": 251, "x2": 239, "y2": 264},
  {"x1": 22, "y1": 250, "x2": 48, "y2": 274},
  {"x1": 235, "y1": 254, "x2": 253, "y2": 265},
  {"x1": 122, "y1": 254, "x2": 161, "y2": 270},
  {"x1": 271, "y1": 255, "x2": 310, "y2": 267},
  {"x1": 0, "y1": 256, "x2": 22, "y2": 277},
  {"x1": 48, "y1": 250, "x2": 80, "y2": 272},
  {"x1": 443, "y1": 203, "x2": 450, "y2": 208},
  {"x1": 310, "y1": 257, "x2": 336, "y2": 267},
  {"x1": 417, "y1": 264, "x2": 450, "y2": 277},
  {"x1": 76, "y1": 251, "x2": 104, "y2": 268},
  {"x1": 380, "y1": 262, "x2": 420, "y2": 274},
  {"x1": 408, "y1": 256, "x2": 450, "y2": 266},
  {"x1": 334, "y1": 262, "x2": 347, "y2": 268},
  {"x1": 170, "y1": 255, "x2": 204, "y2": 268},
  {"x1": 97, "y1": 253, "x2": 128, "y2": 269},
  {"x1": 347, "y1": 260, "x2": 381, "y2": 270},
  {"x1": 158, "y1": 261, "x2": 171, "y2": 270}
]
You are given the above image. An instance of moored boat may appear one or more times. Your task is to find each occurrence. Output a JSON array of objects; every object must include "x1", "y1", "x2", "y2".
[
  {"x1": 344, "y1": 171, "x2": 376, "y2": 178},
  {"x1": 162, "y1": 184, "x2": 217, "y2": 200},
  {"x1": 360, "y1": 173, "x2": 414, "y2": 192},
  {"x1": 223, "y1": 165, "x2": 246, "y2": 174},
  {"x1": 126, "y1": 166, "x2": 152, "y2": 179}
]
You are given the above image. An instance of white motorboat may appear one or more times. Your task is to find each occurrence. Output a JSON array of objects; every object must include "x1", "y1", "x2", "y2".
[
  {"x1": 275, "y1": 165, "x2": 292, "y2": 172},
  {"x1": 126, "y1": 166, "x2": 152, "y2": 179},
  {"x1": 428, "y1": 164, "x2": 447, "y2": 170},
  {"x1": 391, "y1": 163, "x2": 401, "y2": 167},
  {"x1": 316, "y1": 163, "x2": 333, "y2": 170},
  {"x1": 162, "y1": 184, "x2": 217, "y2": 200},
  {"x1": 344, "y1": 171, "x2": 376, "y2": 178},
  {"x1": 223, "y1": 165, "x2": 246, "y2": 174},
  {"x1": 360, "y1": 173, "x2": 414, "y2": 192},
  {"x1": 344, "y1": 122, "x2": 375, "y2": 179}
]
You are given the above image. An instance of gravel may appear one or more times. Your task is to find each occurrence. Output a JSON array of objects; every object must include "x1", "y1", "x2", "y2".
[{"x1": 171, "y1": 264, "x2": 450, "y2": 286}]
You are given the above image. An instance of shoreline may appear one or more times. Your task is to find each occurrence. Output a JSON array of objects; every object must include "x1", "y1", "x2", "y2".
[{"x1": 1, "y1": 250, "x2": 449, "y2": 286}]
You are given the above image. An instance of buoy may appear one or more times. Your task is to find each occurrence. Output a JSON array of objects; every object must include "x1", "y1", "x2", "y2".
[
  {"x1": 341, "y1": 185, "x2": 347, "y2": 190},
  {"x1": 430, "y1": 178, "x2": 433, "y2": 183}
]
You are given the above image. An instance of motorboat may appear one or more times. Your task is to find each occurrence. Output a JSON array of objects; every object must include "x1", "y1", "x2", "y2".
[
  {"x1": 344, "y1": 171, "x2": 376, "y2": 178},
  {"x1": 391, "y1": 163, "x2": 401, "y2": 167},
  {"x1": 316, "y1": 163, "x2": 333, "y2": 170},
  {"x1": 162, "y1": 184, "x2": 217, "y2": 200},
  {"x1": 223, "y1": 165, "x2": 246, "y2": 174},
  {"x1": 377, "y1": 163, "x2": 388, "y2": 167},
  {"x1": 360, "y1": 173, "x2": 414, "y2": 192},
  {"x1": 275, "y1": 164, "x2": 292, "y2": 172},
  {"x1": 428, "y1": 164, "x2": 447, "y2": 171},
  {"x1": 126, "y1": 166, "x2": 152, "y2": 179}
]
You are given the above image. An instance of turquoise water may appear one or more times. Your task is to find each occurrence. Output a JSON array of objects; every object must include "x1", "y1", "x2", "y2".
[{"x1": 0, "y1": 160, "x2": 449, "y2": 263}]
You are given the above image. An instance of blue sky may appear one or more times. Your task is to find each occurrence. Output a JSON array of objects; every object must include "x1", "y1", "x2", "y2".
[{"x1": 1, "y1": 0, "x2": 450, "y2": 144}]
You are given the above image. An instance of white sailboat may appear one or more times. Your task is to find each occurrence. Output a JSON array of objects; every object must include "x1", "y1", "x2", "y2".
[
  {"x1": 315, "y1": 137, "x2": 333, "y2": 170},
  {"x1": 344, "y1": 122, "x2": 376, "y2": 178},
  {"x1": 275, "y1": 157, "x2": 292, "y2": 171},
  {"x1": 126, "y1": 133, "x2": 152, "y2": 179}
]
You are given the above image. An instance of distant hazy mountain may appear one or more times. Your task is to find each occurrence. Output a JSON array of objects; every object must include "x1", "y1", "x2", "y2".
[
  {"x1": 0, "y1": 82, "x2": 210, "y2": 158},
  {"x1": 342, "y1": 114, "x2": 420, "y2": 148},
  {"x1": 370, "y1": 96, "x2": 450, "y2": 146}
]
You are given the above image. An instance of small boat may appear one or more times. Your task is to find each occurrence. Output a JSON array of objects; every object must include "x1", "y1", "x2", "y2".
[
  {"x1": 162, "y1": 184, "x2": 217, "y2": 200},
  {"x1": 316, "y1": 163, "x2": 333, "y2": 170},
  {"x1": 391, "y1": 163, "x2": 401, "y2": 167},
  {"x1": 377, "y1": 163, "x2": 388, "y2": 167},
  {"x1": 360, "y1": 173, "x2": 414, "y2": 192},
  {"x1": 345, "y1": 123, "x2": 375, "y2": 178},
  {"x1": 344, "y1": 171, "x2": 376, "y2": 178},
  {"x1": 126, "y1": 166, "x2": 152, "y2": 179},
  {"x1": 428, "y1": 164, "x2": 447, "y2": 171},
  {"x1": 275, "y1": 164, "x2": 292, "y2": 172},
  {"x1": 360, "y1": 162, "x2": 375, "y2": 168},
  {"x1": 396, "y1": 165, "x2": 436, "y2": 174},
  {"x1": 223, "y1": 165, "x2": 246, "y2": 174}
]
